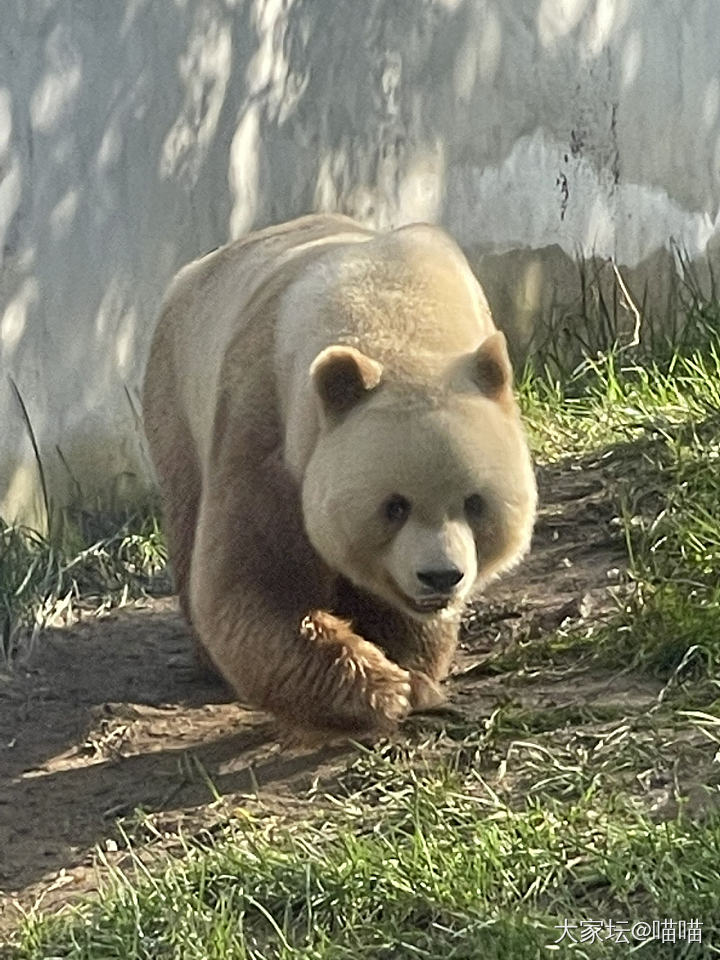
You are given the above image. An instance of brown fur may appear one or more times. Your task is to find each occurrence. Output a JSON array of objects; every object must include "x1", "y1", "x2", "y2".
[{"x1": 142, "y1": 214, "x2": 535, "y2": 740}]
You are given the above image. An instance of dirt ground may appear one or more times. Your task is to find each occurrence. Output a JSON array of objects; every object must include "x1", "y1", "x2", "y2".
[{"x1": 0, "y1": 454, "x2": 644, "y2": 932}]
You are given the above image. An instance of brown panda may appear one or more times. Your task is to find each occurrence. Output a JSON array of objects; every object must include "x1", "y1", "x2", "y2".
[{"x1": 142, "y1": 214, "x2": 536, "y2": 738}]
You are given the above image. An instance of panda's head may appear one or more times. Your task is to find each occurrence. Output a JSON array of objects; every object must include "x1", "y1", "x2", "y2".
[{"x1": 302, "y1": 334, "x2": 537, "y2": 620}]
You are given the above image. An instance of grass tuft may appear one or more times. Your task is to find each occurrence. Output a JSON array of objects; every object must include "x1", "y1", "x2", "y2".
[{"x1": 0, "y1": 510, "x2": 167, "y2": 662}]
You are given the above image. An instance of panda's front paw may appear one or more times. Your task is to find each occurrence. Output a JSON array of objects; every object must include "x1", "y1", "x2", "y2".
[
  {"x1": 332, "y1": 638, "x2": 413, "y2": 733},
  {"x1": 302, "y1": 610, "x2": 413, "y2": 734},
  {"x1": 359, "y1": 658, "x2": 413, "y2": 728}
]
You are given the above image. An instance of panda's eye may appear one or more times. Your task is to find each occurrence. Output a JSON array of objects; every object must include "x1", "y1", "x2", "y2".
[
  {"x1": 465, "y1": 493, "x2": 486, "y2": 518},
  {"x1": 384, "y1": 494, "x2": 411, "y2": 523}
]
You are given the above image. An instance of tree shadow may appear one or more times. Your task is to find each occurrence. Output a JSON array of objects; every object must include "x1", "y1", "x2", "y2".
[{"x1": 3, "y1": 0, "x2": 701, "y2": 522}]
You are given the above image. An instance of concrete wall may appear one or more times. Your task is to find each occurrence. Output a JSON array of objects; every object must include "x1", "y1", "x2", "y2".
[{"x1": 2, "y1": 0, "x2": 719, "y2": 525}]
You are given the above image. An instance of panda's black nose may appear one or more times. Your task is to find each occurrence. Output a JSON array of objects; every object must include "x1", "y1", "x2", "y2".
[{"x1": 417, "y1": 566, "x2": 464, "y2": 594}]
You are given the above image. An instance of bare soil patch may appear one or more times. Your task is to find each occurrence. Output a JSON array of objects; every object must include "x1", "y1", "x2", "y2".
[{"x1": 0, "y1": 454, "x2": 644, "y2": 931}]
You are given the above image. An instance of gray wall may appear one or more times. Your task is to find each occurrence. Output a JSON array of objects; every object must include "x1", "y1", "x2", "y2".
[{"x1": 2, "y1": 0, "x2": 719, "y2": 525}]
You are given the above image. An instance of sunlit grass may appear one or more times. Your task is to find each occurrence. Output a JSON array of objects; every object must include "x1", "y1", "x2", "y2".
[
  {"x1": 518, "y1": 340, "x2": 720, "y2": 464},
  {"x1": 9, "y1": 744, "x2": 717, "y2": 959},
  {"x1": 512, "y1": 294, "x2": 720, "y2": 686},
  {"x1": 605, "y1": 424, "x2": 720, "y2": 678}
]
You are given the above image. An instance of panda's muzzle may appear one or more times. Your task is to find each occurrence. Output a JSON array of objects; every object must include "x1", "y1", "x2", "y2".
[
  {"x1": 416, "y1": 566, "x2": 464, "y2": 595},
  {"x1": 405, "y1": 566, "x2": 465, "y2": 614}
]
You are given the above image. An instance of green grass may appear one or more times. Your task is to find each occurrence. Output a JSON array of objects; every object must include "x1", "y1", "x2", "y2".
[
  {"x1": 512, "y1": 290, "x2": 720, "y2": 686},
  {"x1": 518, "y1": 334, "x2": 720, "y2": 463},
  {"x1": 7, "y1": 744, "x2": 717, "y2": 959},
  {"x1": 488, "y1": 410, "x2": 720, "y2": 686},
  {"x1": 0, "y1": 510, "x2": 167, "y2": 661},
  {"x1": 5, "y1": 287, "x2": 720, "y2": 958},
  {"x1": 613, "y1": 424, "x2": 720, "y2": 675}
]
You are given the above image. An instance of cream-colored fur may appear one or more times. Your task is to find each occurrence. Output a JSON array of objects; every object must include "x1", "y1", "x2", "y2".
[{"x1": 142, "y1": 214, "x2": 537, "y2": 739}]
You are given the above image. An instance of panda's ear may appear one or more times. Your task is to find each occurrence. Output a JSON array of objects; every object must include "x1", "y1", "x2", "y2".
[
  {"x1": 471, "y1": 331, "x2": 513, "y2": 401},
  {"x1": 310, "y1": 345, "x2": 383, "y2": 420}
]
